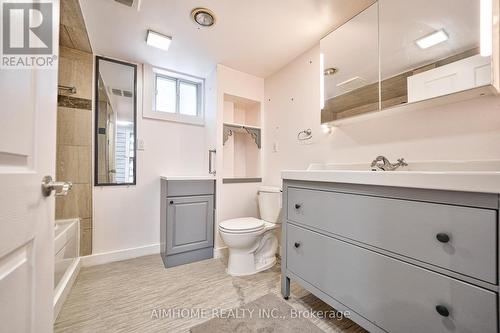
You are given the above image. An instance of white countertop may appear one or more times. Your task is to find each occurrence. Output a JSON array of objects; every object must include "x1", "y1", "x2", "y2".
[
  {"x1": 161, "y1": 175, "x2": 216, "y2": 181},
  {"x1": 281, "y1": 161, "x2": 500, "y2": 194}
]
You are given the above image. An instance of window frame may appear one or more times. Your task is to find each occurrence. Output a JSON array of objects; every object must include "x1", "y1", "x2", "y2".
[{"x1": 145, "y1": 66, "x2": 205, "y2": 126}]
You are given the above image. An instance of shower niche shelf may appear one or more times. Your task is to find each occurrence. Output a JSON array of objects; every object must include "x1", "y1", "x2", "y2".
[{"x1": 222, "y1": 94, "x2": 261, "y2": 183}]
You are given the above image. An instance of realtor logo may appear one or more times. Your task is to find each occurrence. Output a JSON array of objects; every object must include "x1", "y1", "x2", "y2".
[{"x1": 1, "y1": 0, "x2": 56, "y2": 68}]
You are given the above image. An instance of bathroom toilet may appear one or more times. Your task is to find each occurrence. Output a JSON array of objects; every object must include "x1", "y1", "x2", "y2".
[{"x1": 219, "y1": 186, "x2": 281, "y2": 276}]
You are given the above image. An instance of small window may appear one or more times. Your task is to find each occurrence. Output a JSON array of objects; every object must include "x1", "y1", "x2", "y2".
[
  {"x1": 156, "y1": 76, "x2": 176, "y2": 114},
  {"x1": 154, "y1": 73, "x2": 201, "y2": 117},
  {"x1": 179, "y1": 81, "x2": 198, "y2": 116}
]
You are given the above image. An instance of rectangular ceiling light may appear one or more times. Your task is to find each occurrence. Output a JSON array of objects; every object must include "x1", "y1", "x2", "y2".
[
  {"x1": 480, "y1": 0, "x2": 493, "y2": 57},
  {"x1": 146, "y1": 30, "x2": 172, "y2": 51},
  {"x1": 416, "y1": 29, "x2": 449, "y2": 49}
]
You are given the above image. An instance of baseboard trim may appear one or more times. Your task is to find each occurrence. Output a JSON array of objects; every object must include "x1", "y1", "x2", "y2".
[
  {"x1": 81, "y1": 244, "x2": 160, "y2": 267},
  {"x1": 213, "y1": 246, "x2": 227, "y2": 259}
]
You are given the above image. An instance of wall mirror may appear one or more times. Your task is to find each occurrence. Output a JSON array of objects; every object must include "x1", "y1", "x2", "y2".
[
  {"x1": 321, "y1": 0, "x2": 493, "y2": 123},
  {"x1": 95, "y1": 56, "x2": 137, "y2": 186},
  {"x1": 321, "y1": 2, "x2": 379, "y2": 122}
]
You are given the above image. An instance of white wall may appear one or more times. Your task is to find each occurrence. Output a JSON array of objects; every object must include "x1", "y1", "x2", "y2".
[
  {"x1": 93, "y1": 65, "x2": 207, "y2": 254},
  {"x1": 214, "y1": 65, "x2": 265, "y2": 249},
  {"x1": 264, "y1": 44, "x2": 500, "y2": 185}
]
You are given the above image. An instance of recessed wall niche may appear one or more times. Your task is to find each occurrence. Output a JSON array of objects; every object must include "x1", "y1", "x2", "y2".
[{"x1": 222, "y1": 93, "x2": 261, "y2": 182}]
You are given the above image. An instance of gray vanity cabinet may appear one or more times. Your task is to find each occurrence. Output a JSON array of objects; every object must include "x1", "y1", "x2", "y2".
[
  {"x1": 161, "y1": 179, "x2": 215, "y2": 268},
  {"x1": 281, "y1": 180, "x2": 500, "y2": 333}
]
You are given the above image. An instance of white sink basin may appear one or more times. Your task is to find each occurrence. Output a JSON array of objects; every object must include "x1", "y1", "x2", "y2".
[{"x1": 282, "y1": 160, "x2": 500, "y2": 193}]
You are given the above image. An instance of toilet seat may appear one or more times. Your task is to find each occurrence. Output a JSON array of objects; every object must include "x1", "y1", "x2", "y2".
[{"x1": 219, "y1": 217, "x2": 265, "y2": 234}]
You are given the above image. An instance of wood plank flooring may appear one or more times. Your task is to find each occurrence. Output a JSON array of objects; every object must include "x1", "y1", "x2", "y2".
[{"x1": 54, "y1": 255, "x2": 366, "y2": 333}]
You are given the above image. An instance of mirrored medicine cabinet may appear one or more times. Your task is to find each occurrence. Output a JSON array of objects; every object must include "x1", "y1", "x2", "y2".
[{"x1": 321, "y1": 0, "x2": 497, "y2": 124}]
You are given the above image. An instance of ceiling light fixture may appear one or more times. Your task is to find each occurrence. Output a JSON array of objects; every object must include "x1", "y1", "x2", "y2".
[
  {"x1": 146, "y1": 30, "x2": 172, "y2": 51},
  {"x1": 480, "y1": 0, "x2": 493, "y2": 56},
  {"x1": 191, "y1": 8, "x2": 216, "y2": 27},
  {"x1": 416, "y1": 29, "x2": 449, "y2": 49}
]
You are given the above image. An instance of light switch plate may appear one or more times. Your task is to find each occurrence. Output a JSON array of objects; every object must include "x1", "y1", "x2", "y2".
[{"x1": 137, "y1": 139, "x2": 145, "y2": 150}]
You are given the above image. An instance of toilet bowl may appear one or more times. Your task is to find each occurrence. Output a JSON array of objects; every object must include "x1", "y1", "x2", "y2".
[{"x1": 219, "y1": 186, "x2": 281, "y2": 276}]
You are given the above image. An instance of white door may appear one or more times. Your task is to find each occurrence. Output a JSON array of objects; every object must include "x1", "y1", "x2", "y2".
[{"x1": 0, "y1": 1, "x2": 60, "y2": 332}]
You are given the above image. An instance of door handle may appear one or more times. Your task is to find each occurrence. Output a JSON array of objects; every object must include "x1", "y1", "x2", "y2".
[
  {"x1": 208, "y1": 149, "x2": 216, "y2": 175},
  {"x1": 41, "y1": 176, "x2": 73, "y2": 197}
]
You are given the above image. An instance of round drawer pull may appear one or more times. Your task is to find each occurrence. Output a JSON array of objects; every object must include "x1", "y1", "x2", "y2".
[
  {"x1": 294, "y1": 203, "x2": 301, "y2": 209},
  {"x1": 436, "y1": 233, "x2": 450, "y2": 243},
  {"x1": 294, "y1": 242, "x2": 301, "y2": 248},
  {"x1": 435, "y1": 305, "x2": 450, "y2": 317},
  {"x1": 169, "y1": 200, "x2": 174, "y2": 205}
]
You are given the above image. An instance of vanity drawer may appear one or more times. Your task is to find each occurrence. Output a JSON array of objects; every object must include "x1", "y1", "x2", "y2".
[
  {"x1": 166, "y1": 180, "x2": 215, "y2": 197},
  {"x1": 286, "y1": 224, "x2": 498, "y2": 333},
  {"x1": 287, "y1": 187, "x2": 497, "y2": 283}
]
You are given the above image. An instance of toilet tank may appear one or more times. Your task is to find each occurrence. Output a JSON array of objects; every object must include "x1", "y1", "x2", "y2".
[{"x1": 258, "y1": 186, "x2": 282, "y2": 223}]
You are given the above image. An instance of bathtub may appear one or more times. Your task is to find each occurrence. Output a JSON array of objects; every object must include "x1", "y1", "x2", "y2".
[{"x1": 54, "y1": 218, "x2": 81, "y2": 320}]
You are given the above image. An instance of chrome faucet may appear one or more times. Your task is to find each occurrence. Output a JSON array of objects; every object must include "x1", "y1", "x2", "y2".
[{"x1": 371, "y1": 156, "x2": 408, "y2": 171}]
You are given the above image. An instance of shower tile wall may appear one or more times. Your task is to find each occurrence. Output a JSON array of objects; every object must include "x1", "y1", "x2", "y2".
[{"x1": 56, "y1": 46, "x2": 93, "y2": 256}]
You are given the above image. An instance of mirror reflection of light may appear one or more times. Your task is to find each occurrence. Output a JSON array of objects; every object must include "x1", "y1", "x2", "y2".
[
  {"x1": 480, "y1": 0, "x2": 493, "y2": 57},
  {"x1": 320, "y1": 53, "x2": 325, "y2": 110},
  {"x1": 321, "y1": 123, "x2": 332, "y2": 134},
  {"x1": 415, "y1": 29, "x2": 448, "y2": 49},
  {"x1": 117, "y1": 120, "x2": 133, "y2": 126}
]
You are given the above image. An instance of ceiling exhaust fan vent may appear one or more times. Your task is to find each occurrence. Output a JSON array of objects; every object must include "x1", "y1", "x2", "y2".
[{"x1": 114, "y1": 0, "x2": 134, "y2": 7}]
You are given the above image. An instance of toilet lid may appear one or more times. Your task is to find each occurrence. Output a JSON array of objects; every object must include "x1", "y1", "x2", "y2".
[{"x1": 219, "y1": 217, "x2": 265, "y2": 232}]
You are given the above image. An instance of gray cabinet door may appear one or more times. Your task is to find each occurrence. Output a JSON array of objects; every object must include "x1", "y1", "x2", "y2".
[{"x1": 166, "y1": 195, "x2": 214, "y2": 255}]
